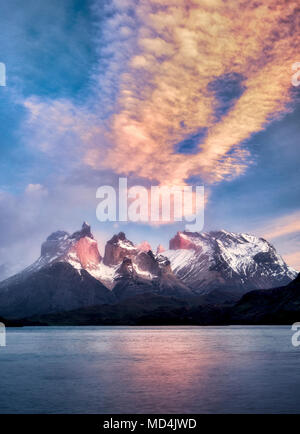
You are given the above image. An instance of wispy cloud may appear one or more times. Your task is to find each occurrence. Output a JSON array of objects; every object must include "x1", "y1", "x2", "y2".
[
  {"x1": 255, "y1": 210, "x2": 300, "y2": 271},
  {"x1": 22, "y1": 0, "x2": 300, "y2": 187},
  {"x1": 25, "y1": 183, "x2": 48, "y2": 196},
  {"x1": 94, "y1": 0, "x2": 299, "y2": 184},
  {"x1": 262, "y1": 210, "x2": 300, "y2": 240},
  {"x1": 283, "y1": 251, "x2": 300, "y2": 272},
  {"x1": 3, "y1": 0, "x2": 298, "y2": 280}
]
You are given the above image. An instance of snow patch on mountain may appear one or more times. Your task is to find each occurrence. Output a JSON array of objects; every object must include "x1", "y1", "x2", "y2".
[
  {"x1": 1, "y1": 225, "x2": 296, "y2": 301},
  {"x1": 164, "y1": 230, "x2": 297, "y2": 294}
]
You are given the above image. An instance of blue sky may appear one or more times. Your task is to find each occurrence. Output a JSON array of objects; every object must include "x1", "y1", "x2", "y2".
[{"x1": 0, "y1": 0, "x2": 300, "y2": 279}]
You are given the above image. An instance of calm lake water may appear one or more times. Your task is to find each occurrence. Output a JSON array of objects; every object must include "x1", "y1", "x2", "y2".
[{"x1": 0, "y1": 326, "x2": 300, "y2": 414}]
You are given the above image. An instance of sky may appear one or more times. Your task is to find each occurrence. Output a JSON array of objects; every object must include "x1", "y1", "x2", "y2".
[{"x1": 0, "y1": 0, "x2": 300, "y2": 279}]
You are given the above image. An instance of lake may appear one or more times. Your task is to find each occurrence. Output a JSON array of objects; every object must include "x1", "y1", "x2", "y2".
[{"x1": 0, "y1": 326, "x2": 299, "y2": 413}]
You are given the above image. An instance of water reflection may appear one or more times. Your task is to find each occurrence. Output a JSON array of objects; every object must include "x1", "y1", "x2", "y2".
[{"x1": 1, "y1": 326, "x2": 300, "y2": 413}]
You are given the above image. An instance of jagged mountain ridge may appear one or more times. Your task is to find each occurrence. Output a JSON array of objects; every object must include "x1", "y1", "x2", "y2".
[
  {"x1": 2, "y1": 222, "x2": 103, "y2": 285},
  {"x1": 0, "y1": 223, "x2": 192, "y2": 318},
  {"x1": 164, "y1": 230, "x2": 296, "y2": 296},
  {"x1": 0, "y1": 223, "x2": 297, "y2": 319},
  {"x1": 102, "y1": 231, "x2": 192, "y2": 299}
]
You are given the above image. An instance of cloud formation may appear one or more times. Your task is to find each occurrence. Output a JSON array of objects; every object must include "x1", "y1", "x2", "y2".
[
  {"x1": 283, "y1": 252, "x2": 300, "y2": 272},
  {"x1": 256, "y1": 210, "x2": 300, "y2": 271},
  {"x1": 94, "y1": 0, "x2": 299, "y2": 185},
  {"x1": 262, "y1": 211, "x2": 300, "y2": 240},
  {"x1": 22, "y1": 0, "x2": 300, "y2": 187}
]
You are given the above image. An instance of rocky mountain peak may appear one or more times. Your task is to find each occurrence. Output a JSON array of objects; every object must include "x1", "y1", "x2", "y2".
[
  {"x1": 156, "y1": 244, "x2": 165, "y2": 254},
  {"x1": 137, "y1": 241, "x2": 152, "y2": 252},
  {"x1": 108, "y1": 232, "x2": 127, "y2": 244},
  {"x1": 46, "y1": 230, "x2": 70, "y2": 242},
  {"x1": 35, "y1": 223, "x2": 101, "y2": 274},
  {"x1": 70, "y1": 221, "x2": 93, "y2": 240},
  {"x1": 41, "y1": 231, "x2": 69, "y2": 257},
  {"x1": 169, "y1": 231, "x2": 199, "y2": 251},
  {"x1": 1, "y1": 222, "x2": 297, "y2": 318},
  {"x1": 116, "y1": 257, "x2": 136, "y2": 278},
  {"x1": 165, "y1": 229, "x2": 297, "y2": 296},
  {"x1": 103, "y1": 232, "x2": 138, "y2": 266}
]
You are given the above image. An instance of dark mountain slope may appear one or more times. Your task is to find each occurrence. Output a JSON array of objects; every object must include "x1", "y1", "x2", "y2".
[
  {"x1": 0, "y1": 262, "x2": 114, "y2": 319},
  {"x1": 22, "y1": 293, "x2": 189, "y2": 326},
  {"x1": 230, "y1": 273, "x2": 300, "y2": 324},
  {"x1": 22, "y1": 274, "x2": 300, "y2": 326}
]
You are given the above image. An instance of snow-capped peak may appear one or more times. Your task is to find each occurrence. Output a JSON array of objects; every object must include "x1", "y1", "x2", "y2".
[
  {"x1": 103, "y1": 232, "x2": 138, "y2": 266},
  {"x1": 20, "y1": 222, "x2": 101, "y2": 278},
  {"x1": 165, "y1": 230, "x2": 297, "y2": 294},
  {"x1": 2, "y1": 225, "x2": 297, "y2": 302}
]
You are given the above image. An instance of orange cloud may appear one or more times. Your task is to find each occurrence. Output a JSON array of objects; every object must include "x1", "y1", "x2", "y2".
[
  {"x1": 262, "y1": 211, "x2": 300, "y2": 240},
  {"x1": 92, "y1": 0, "x2": 299, "y2": 185},
  {"x1": 23, "y1": 0, "x2": 300, "y2": 188},
  {"x1": 283, "y1": 252, "x2": 300, "y2": 272}
]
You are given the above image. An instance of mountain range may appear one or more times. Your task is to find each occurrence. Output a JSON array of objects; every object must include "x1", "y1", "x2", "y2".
[{"x1": 0, "y1": 222, "x2": 298, "y2": 324}]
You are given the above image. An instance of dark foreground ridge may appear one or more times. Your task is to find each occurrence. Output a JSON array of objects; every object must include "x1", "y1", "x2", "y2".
[{"x1": 4, "y1": 272, "x2": 299, "y2": 326}]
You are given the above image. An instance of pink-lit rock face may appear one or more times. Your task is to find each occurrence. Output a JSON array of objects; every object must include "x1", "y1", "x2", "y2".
[
  {"x1": 156, "y1": 244, "x2": 165, "y2": 254},
  {"x1": 137, "y1": 241, "x2": 152, "y2": 252},
  {"x1": 72, "y1": 237, "x2": 102, "y2": 269},
  {"x1": 169, "y1": 232, "x2": 197, "y2": 251},
  {"x1": 103, "y1": 232, "x2": 138, "y2": 266}
]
